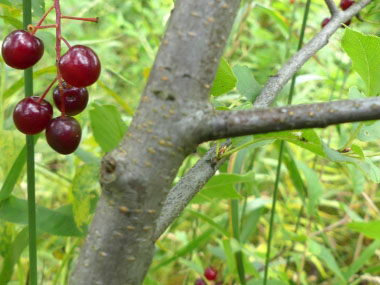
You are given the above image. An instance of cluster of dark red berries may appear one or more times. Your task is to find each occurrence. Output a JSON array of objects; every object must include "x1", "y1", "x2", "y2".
[
  {"x1": 321, "y1": 0, "x2": 355, "y2": 28},
  {"x1": 1, "y1": 18, "x2": 100, "y2": 155},
  {"x1": 194, "y1": 267, "x2": 218, "y2": 284}
]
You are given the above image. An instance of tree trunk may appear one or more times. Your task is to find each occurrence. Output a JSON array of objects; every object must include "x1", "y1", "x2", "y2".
[
  {"x1": 69, "y1": 0, "x2": 375, "y2": 284},
  {"x1": 70, "y1": 1, "x2": 241, "y2": 284}
]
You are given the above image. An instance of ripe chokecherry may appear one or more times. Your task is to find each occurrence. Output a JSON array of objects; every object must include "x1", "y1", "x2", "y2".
[
  {"x1": 321, "y1": 17, "x2": 331, "y2": 28},
  {"x1": 13, "y1": 96, "x2": 53, "y2": 135},
  {"x1": 194, "y1": 278, "x2": 207, "y2": 285},
  {"x1": 59, "y1": 45, "x2": 101, "y2": 87},
  {"x1": 340, "y1": 0, "x2": 355, "y2": 10},
  {"x1": 45, "y1": 116, "x2": 81, "y2": 155},
  {"x1": 53, "y1": 82, "x2": 89, "y2": 116},
  {"x1": 2, "y1": 30, "x2": 44, "y2": 69},
  {"x1": 204, "y1": 267, "x2": 217, "y2": 281}
]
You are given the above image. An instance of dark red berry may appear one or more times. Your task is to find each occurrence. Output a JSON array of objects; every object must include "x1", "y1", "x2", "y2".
[
  {"x1": 343, "y1": 19, "x2": 351, "y2": 27},
  {"x1": 340, "y1": 0, "x2": 355, "y2": 10},
  {"x1": 13, "y1": 96, "x2": 53, "y2": 135},
  {"x1": 46, "y1": 116, "x2": 81, "y2": 155},
  {"x1": 2, "y1": 30, "x2": 44, "y2": 69},
  {"x1": 204, "y1": 267, "x2": 217, "y2": 281},
  {"x1": 59, "y1": 45, "x2": 101, "y2": 87},
  {"x1": 321, "y1": 17, "x2": 331, "y2": 28},
  {"x1": 53, "y1": 82, "x2": 89, "y2": 116},
  {"x1": 194, "y1": 278, "x2": 207, "y2": 285}
]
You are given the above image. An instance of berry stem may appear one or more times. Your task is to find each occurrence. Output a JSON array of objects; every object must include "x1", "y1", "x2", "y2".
[
  {"x1": 61, "y1": 15, "x2": 99, "y2": 23},
  {"x1": 61, "y1": 36, "x2": 71, "y2": 49},
  {"x1": 35, "y1": 24, "x2": 58, "y2": 30},
  {"x1": 54, "y1": 0, "x2": 65, "y2": 117},
  {"x1": 31, "y1": 5, "x2": 55, "y2": 35},
  {"x1": 37, "y1": 77, "x2": 58, "y2": 103}
]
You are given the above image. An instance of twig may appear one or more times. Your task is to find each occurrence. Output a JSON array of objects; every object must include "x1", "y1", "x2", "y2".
[
  {"x1": 255, "y1": 0, "x2": 374, "y2": 107},
  {"x1": 325, "y1": 0, "x2": 339, "y2": 15},
  {"x1": 202, "y1": 97, "x2": 380, "y2": 141}
]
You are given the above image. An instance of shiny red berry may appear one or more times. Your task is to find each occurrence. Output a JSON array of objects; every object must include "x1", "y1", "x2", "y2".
[
  {"x1": 59, "y1": 45, "x2": 101, "y2": 87},
  {"x1": 321, "y1": 17, "x2": 331, "y2": 28},
  {"x1": 204, "y1": 267, "x2": 217, "y2": 281},
  {"x1": 340, "y1": 0, "x2": 355, "y2": 10},
  {"x1": 2, "y1": 30, "x2": 44, "y2": 69},
  {"x1": 53, "y1": 82, "x2": 89, "y2": 116},
  {"x1": 13, "y1": 96, "x2": 53, "y2": 135},
  {"x1": 194, "y1": 278, "x2": 207, "y2": 285},
  {"x1": 46, "y1": 116, "x2": 81, "y2": 155}
]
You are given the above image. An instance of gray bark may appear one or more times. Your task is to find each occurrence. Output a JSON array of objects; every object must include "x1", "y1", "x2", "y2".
[
  {"x1": 255, "y1": 0, "x2": 373, "y2": 107},
  {"x1": 203, "y1": 98, "x2": 380, "y2": 140},
  {"x1": 155, "y1": 0, "x2": 374, "y2": 235},
  {"x1": 70, "y1": 0, "x2": 375, "y2": 284},
  {"x1": 69, "y1": 0, "x2": 241, "y2": 284}
]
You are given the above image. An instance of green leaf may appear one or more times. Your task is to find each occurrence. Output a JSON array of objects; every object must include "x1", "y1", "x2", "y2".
[
  {"x1": 0, "y1": 227, "x2": 28, "y2": 284},
  {"x1": 89, "y1": 103, "x2": 127, "y2": 152},
  {"x1": 222, "y1": 239, "x2": 236, "y2": 274},
  {"x1": 344, "y1": 240, "x2": 380, "y2": 280},
  {"x1": 0, "y1": 196, "x2": 85, "y2": 236},
  {"x1": 232, "y1": 65, "x2": 261, "y2": 102},
  {"x1": 192, "y1": 173, "x2": 253, "y2": 203},
  {"x1": 283, "y1": 145, "x2": 306, "y2": 201},
  {"x1": 0, "y1": 130, "x2": 23, "y2": 178},
  {"x1": 351, "y1": 144, "x2": 364, "y2": 159},
  {"x1": 0, "y1": 0, "x2": 12, "y2": 6},
  {"x1": 366, "y1": 158, "x2": 380, "y2": 183},
  {"x1": 342, "y1": 28, "x2": 380, "y2": 96},
  {"x1": 0, "y1": 135, "x2": 39, "y2": 202},
  {"x1": 211, "y1": 57, "x2": 237, "y2": 97},
  {"x1": 296, "y1": 161, "x2": 323, "y2": 216},
  {"x1": 152, "y1": 229, "x2": 214, "y2": 270},
  {"x1": 348, "y1": 86, "x2": 366, "y2": 99},
  {"x1": 70, "y1": 164, "x2": 99, "y2": 231},
  {"x1": 255, "y1": 130, "x2": 325, "y2": 157},
  {"x1": 187, "y1": 209, "x2": 230, "y2": 237},
  {"x1": 357, "y1": 120, "x2": 380, "y2": 142},
  {"x1": 0, "y1": 15, "x2": 22, "y2": 29},
  {"x1": 0, "y1": 222, "x2": 13, "y2": 257},
  {"x1": 308, "y1": 239, "x2": 345, "y2": 281},
  {"x1": 248, "y1": 280, "x2": 287, "y2": 285},
  {"x1": 32, "y1": 0, "x2": 45, "y2": 18},
  {"x1": 3, "y1": 66, "x2": 57, "y2": 100},
  {"x1": 36, "y1": 31, "x2": 56, "y2": 56},
  {"x1": 348, "y1": 165, "x2": 365, "y2": 194},
  {"x1": 347, "y1": 220, "x2": 380, "y2": 239}
]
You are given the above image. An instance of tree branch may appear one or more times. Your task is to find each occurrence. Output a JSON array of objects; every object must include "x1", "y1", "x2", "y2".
[
  {"x1": 325, "y1": 0, "x2": 339, "y2": 15},
  {"x1": 254, "y1": 0, "x2": 373, "y2": 107},
  {"x1": 203, "y1": 98, "x2": 380, "y2": 140},
  {"x1": 70, "y1": 0, "x2": 242, "y2": 284},
  {"x1": 155, "y1": 143, "x2": 228, "y2": 240}
]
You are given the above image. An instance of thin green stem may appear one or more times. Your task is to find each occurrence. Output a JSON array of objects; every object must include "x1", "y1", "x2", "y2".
[
  {"x1": 263, "y1": 0, "x2": 311, "y2": 283},
  {"x1": 220, "y1": 138, "x2": 270, "y2": 158},
  {"x1": 342, "y1": 122, "x2": 364, "y2": 150},
  {"x1": 263, "y1": 143, "x2": 284, "y2": 284},
  {"x1": 23, "y1": 0, "x2": 37, "y2": 284}
]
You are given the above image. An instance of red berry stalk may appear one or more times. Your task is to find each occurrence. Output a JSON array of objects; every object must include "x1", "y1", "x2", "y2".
[{"x1": 2, "y1": 0, "x2": 100, "y2": 154}]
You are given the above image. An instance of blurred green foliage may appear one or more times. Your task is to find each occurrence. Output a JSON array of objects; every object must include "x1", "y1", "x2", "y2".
[{"x1": 0, "y1": 0, "x2": 380, "y2": 284}]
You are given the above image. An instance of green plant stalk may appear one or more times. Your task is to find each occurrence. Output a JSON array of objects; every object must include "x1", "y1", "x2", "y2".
[
  {"x1": 23, "y1": 0, "x2": 37, "y2": 284},
  {"x1": 263, "y1": 0, "x2": 311, "y2": 283},
  {"x1": 342, "y1": 122, "x2": 364, "y2": 150}
]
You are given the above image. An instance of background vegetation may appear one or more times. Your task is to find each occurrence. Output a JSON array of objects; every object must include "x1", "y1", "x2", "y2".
[{"x1": 0, "y1": 0, "x2": 380, "y2": 284}]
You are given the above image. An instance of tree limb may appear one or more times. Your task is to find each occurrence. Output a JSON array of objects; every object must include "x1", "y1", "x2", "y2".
[
  {"x1": 325, "y1": 0, "x2": 339, "y2": 15},
  {"x1": 254, "y1": 0, "x2": 373, "y2": 107},
  {"x1": 70, "y1": 0, "x2": 241, "y2": 284},
  {"x1": 202, "y1": 98, "x2": 380, "y2": 140},
  {"x1": 155, "y1": 0, "x2": 374, "y2": 239},
  {"x1": 155, "y1": 143, "x2": 228, "y2": 240}
]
